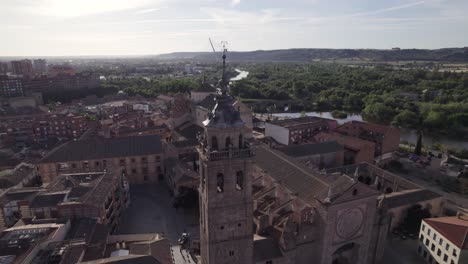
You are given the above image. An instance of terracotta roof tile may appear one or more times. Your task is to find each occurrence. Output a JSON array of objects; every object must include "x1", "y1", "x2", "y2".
[{"x1": 424, "y1": 216, "x2": 468, "y2": 249}]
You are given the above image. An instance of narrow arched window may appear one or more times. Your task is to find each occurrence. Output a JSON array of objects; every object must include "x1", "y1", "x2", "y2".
[
  {"x1": 238, "y1": 134, "x2": 243, "y2": 149},
  {"x1": 217, "y1": 173, "x2": 224, "y2": 193},
  {"x1": 236, "y1": 171, "x2": 243, "y2": 191},
  {"x1": 225, "y1": 136, "x2": 231, "y2": 149},
  {"x1": 211, "y1": 136, "x2": 218, "y2": 150},
  {"x1": 201, "y1": 166, "x2": 206, "y2": 191}
]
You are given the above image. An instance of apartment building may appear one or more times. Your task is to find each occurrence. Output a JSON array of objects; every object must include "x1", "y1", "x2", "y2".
[
  {"x1": 11, "y1": 59, "x2": 34, "y2": 77},
  {"x1": 0, "y1": 76, "x2": 23, "y2": 98},
  {"x1": 265, "y1": 116, "x2": 338, "y2": 145},
  {"x1": 418, "y1": 216, "x2": 468, "y2": 264},
  {"x1": 1, "y1": 113, "x2": 88, "y2": 147}
]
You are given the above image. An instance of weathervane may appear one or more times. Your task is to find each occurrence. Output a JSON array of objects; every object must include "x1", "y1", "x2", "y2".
[{"x1": 208, "y1": 38, "x2": 229, "y2": 94}]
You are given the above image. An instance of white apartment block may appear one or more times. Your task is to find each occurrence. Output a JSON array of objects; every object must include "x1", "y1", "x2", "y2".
[{"x1": 417, "y1": 216, "x2": 468, "y2": 264}]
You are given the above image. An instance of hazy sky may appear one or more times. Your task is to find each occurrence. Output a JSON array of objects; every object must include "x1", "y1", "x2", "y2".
[{"x1": 1, "y1": 0, "x2": 467, "y2": 56}]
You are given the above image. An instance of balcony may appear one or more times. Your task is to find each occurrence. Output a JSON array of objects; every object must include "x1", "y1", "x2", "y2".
[{"x1": 204, "y1": 147, "x2": 254, "y2": 161}]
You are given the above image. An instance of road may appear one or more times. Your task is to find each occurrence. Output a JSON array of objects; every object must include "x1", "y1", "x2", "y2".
[
  {"x1": 115, "y1": 184, "x2": 199, "y2": 264},
  {"x1": 395, "y1": 157, "x2": 468, "y2": 208}
]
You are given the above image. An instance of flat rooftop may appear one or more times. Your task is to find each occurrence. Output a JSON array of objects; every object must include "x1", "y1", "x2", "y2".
[{"x1": 268, "y1": 116, "x2": 331, "y2": 128}]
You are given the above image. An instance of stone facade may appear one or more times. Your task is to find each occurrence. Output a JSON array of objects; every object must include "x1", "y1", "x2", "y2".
[
  {"x1": 38, "y1": 154, "x2": 163, "y2": 184},
  {"x1": 198, "y1": 118, "x2": 254, "y2": 264},
  {"x1": 37, "y1": 135, "x2": 164, "y2": 184}
]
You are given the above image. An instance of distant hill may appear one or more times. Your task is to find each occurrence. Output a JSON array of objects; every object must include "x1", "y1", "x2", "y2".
[{"x1": 154, "y1": 48, "x2": 468, "y2": 62}]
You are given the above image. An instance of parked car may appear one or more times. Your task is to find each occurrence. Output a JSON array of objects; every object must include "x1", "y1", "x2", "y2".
[{"x1": 178, "y1": 233, "x2": 190, "y2": 245}]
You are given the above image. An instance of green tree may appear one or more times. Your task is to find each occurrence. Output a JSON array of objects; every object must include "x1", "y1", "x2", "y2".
[
  {"x1": 393, "y1": 110, "x2": 420, "y2": 128},
  {"x1": 424, "y1": 111, "x2": 446, "y2": 128},
  {"x1": 414, "y1": 131, "x2": 423, "y2": 156},
  {"x1": 362, "y1": 102, "x2": 396, "y2": 124}
]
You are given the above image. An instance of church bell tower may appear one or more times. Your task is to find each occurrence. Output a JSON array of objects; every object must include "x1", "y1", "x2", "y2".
[{"x1": 197, "y1": 45, "x2": 254, "y2": 264}]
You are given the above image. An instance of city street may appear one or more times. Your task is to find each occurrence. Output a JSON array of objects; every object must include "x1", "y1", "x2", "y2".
[{"x1": 115, "y1": 184, "x2": 200, "y2": 264}]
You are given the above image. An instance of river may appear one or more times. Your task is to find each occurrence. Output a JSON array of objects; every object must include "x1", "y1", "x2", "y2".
[
  {"x1": 230, "y1": 69, "x2": 249, "y2": 81},
  {"x1": 272, "y1": 112, "x2": 468, "y2": 150}
]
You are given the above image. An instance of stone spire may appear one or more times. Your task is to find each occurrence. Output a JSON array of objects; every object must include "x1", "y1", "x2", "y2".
[{"x1": 202, "y1": 44, "x2": 244, "y2": 128}]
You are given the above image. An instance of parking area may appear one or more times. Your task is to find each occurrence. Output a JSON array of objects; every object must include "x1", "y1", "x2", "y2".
[{"x1": 115, "y1": 183, "x2": 199, "y2": 264}]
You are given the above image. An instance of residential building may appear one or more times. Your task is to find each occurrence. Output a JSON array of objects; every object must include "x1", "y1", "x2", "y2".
[
  {"x1": 0, "y1": 221, "x2": 70, "y2": 264},
  {"x1": 276, "y1": 141, "x2": 344, "y2": 169},
  {"x1": 37, "y1": 135, "x2": 164, "y2": 184},
  {"x1": 336, "y1": 120, "x2": 400, "y2": 157},
  {"x1": 1, "y1": 113, "x2": 88, "y2": 148},
  {"x1": 0, "y1": 76, "x2": 23, "y2": 98},
  {"x1": 315, "y1": 131, "x2": 375, "y2": 164},
  {"x1": 22, "y1": 72, "x2": 100, "y2": 93},
  {"x1": 33, "y1": 171, "x2": 129, "y2": 232},
  {"x1": 0, "y1": 170, "x2": 129, "y2": 233},
  {"x1": 11, "y1": 59, "x2": 34, "y2": 77},
  {"x1": 0, "y1": 62, "x2": 8, "y2": 74},
  {"x1": 0, "y1": 217, "x2": 172, "y2": 264},
  {"x1": 0, "y1": 188, "x2": 43, "y2": 232},
  {"x1": 33, "y1": 59, "x2": 47, "y2": 73},
  {"x1": 418, "y1": 216, "x2": 468, "y2": 264},
  {"x1": 265, "y1": 116, "x2": 337, "y2": 145}
]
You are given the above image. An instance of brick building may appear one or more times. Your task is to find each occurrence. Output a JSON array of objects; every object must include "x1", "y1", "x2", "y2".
[
  {"x1": 37, "y1": 135, "x2": 164, "y2": 184},
  {"x1": 265, "y1": 116, "x2": 337, "y2": 145},
  {"x1": 314, "y1": 131, "x2": 376, "y2": 164},
  {"x1": 1, "y1": 113, "x2": 88, "y2": 147},
  {"x1": 336, "y1": 121, "x2": 400, "y2": 156}
]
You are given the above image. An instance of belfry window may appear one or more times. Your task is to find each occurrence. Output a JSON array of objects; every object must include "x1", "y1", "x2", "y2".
[
  {"x1": 217, "y1": 173, "x2": 224, "y2": 193},
  {"x1": 236, "y1": 171, "x2": 244, "y2": 190},
  {"x1": 239, "y1": 134, "x2": 243, "y2": 148},
  {"x1": 225, "y1": 136, "x2": 231, "y2": 149},
  {"x1": 212, "y1": 136, "x2": 218, "y2": 150}
]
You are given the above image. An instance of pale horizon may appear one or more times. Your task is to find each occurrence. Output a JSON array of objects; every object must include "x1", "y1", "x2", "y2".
[{"x1": 1, "y1": 0, "x2": 468, "y2": 56}]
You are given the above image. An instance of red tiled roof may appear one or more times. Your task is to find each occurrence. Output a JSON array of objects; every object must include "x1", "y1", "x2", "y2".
[{"x1": 424, "y1": 216, "x2": 468, "y2": 249}]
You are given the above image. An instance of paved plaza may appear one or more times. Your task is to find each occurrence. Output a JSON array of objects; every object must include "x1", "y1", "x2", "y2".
[
  {"x1": 383, "y1": 234, "x2": 426, "y2": 264},
  {"x1": 115, "y1": 184, "x2": 199, "y2": 264}
]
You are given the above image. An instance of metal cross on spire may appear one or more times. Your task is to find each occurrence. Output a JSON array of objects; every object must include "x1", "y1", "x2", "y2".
[{"x1": 220, "y1": 41, "x2": 229, "y2": 93}]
